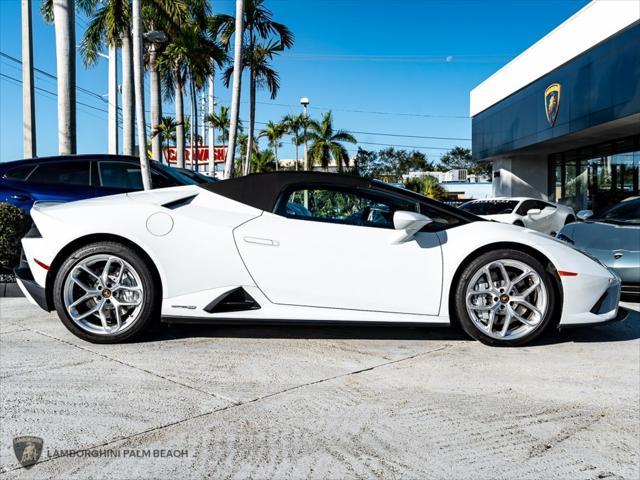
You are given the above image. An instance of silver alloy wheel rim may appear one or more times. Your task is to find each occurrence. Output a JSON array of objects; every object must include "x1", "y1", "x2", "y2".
[
  {"x1": 63, "y1": 254, "x2": 144, "y2": 335},
  {"x1": 465, "y1": 259, "x2": 548, "y2": 341}
]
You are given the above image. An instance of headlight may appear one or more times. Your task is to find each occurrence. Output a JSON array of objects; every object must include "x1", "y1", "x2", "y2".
[{"x1": 556, "y1": 233, "x2": 574, "y2": 245}]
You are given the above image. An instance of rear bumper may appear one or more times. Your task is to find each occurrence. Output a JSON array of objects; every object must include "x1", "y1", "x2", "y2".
[{"x1": 13, "y1": 265, "x2": 51, "y2": 311}]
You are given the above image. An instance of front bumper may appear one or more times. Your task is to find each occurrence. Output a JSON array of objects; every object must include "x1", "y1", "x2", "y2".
[{"x1": 14, "y1": 263, "x2": 51, "y2": 311}]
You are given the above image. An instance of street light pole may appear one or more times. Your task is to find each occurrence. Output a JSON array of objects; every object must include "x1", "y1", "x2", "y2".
[{"x1": 300, "y1": 97, "x2": 309, "y2": 170}]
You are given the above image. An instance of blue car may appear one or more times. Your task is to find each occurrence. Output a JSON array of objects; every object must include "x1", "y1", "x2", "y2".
[{"x1": 0, "y1": 154, "x2": 196, "y2": 213}]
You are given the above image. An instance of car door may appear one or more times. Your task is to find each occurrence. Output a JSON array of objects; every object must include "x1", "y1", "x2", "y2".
[{"x1": 233, "y1": 185, "x2": 443, "y2": 315}]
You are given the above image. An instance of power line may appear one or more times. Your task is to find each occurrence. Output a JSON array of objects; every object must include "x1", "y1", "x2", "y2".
[
  {"x1": 254, "y1": 100, "x2": 470, "y2": 119},
  {"x1": 0, "y1": 51, "x2": 111, "y2": 105},
  {"x1": 0, "y1": 73, "x2": 120, "y2": 123}
]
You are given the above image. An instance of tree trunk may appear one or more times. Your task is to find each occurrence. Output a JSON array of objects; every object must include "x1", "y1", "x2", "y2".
[
  {"x1": 107, "y1": 45, "x2": 118, "y2": 154},
  {"x1": 208, "y1": 73, "x2": 215, "y2": 176},
  {"x1": 224, "y1": 0, "x2": 244, "y2": 179},
  {"x1": 21, "y1": 0, "x2": 36, "y2": 158},
  {"x1": 244, "y1": 71, "x2": 256, "y2": 176},
  {"x1": 294, "y1": 136, "x2": 299, "y2": 171},
  {"x1": 274, "y1": 142, "x2": 278, "y2": 171},
  {"x1": 191, "y1": 74, "x2": 199, "y2": 172},
  {"x1": 131, "y1": 0, "x2": 151, "y2": 190},
  {"x1": 150, "y1": 46, "x2": 162, "y2": 162},
  {"x1": 121, "y1": 31, "x2": 135, "y2": 155},
  {"x1": 174, "y1": 74, "x2": 185, "y2": 168},
  {"x1": 52, "y1": 0, "x2": 76, "y2": 154}
]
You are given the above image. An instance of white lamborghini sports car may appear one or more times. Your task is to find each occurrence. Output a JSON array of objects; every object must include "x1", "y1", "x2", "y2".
[
  {"x1": 15, "y1": 172, "x2": 627, "y2": 347},
  {"x1": 460, "y1": 198, "x2": 575, "y2": 235}
]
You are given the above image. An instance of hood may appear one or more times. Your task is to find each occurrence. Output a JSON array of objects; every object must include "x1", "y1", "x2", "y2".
[{"x1": 567, "y1": 221, "x2": 640, "y2": 251}]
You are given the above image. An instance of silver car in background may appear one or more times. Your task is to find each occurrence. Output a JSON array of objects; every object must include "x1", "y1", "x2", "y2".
[{"x1": 557, "y1": 197, "x2": 640, "y2": 298}]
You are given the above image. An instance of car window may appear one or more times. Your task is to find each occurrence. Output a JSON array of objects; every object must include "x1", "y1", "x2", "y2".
[
  {"x1": 27, "y1": 161, "x2": 91, "y2": 186},
  {"x1": 277, "y1": 186, "x2": 419, "y2": 229},
  {"x1": 3, "y1": 165, "x2": 36, "y2": 181},
  {"x1": 461, "y1": 200, "x2": 518, "y2": 215},
  {"x1": 98, "y1": 161, "x2": 144, "y2": 189},
  {"x1": 592, "y1": 198, "x2": 640, "y2": 225},
  {"x1": 515, "y1": 200, "x2": 537, "y2": 215}
]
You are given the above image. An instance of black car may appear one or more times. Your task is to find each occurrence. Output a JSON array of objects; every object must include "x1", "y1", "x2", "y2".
[{"x1": 0, "y1": 154, "x2": 197, "y2": 212}]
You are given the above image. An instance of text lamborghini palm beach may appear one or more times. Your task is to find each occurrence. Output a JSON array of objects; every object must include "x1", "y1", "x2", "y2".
[{"x1": 15, "y1": 173, "x2": 627, "y2": 346}]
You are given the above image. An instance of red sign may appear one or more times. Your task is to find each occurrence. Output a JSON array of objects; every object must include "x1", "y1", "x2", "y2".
[{"x1": 163, "y1": 146, "x2": 227, "y2": 165}]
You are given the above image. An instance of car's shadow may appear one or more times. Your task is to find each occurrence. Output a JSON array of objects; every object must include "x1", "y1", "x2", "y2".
[{"x1": 141, "y1": 307, "x2": 640, "y2": 346}]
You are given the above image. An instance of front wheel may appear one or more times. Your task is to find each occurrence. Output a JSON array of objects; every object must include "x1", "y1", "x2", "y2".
[
  {"x1": 454, "y1": 250, "x2": 557, "y2": 347},
  {"x1": 53, "y1": 242, "x2": 159, "y2": 343}
]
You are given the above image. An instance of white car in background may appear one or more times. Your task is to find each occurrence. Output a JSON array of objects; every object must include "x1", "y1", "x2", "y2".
[{"x1": 460, "y1": 198, "x2": 575, "y2": 234}]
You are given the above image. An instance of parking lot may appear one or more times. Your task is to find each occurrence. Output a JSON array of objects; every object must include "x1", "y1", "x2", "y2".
[{"x1": 1, "y1": 297, "x2": 639, "y2": 479}]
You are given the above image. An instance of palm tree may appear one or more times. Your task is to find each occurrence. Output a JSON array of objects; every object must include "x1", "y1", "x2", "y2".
[
  {"x1": 251, "y1": 149, "x2": 275, "y2": 173},
  {"x1": 22, "y1": 0, "x2": 37, "y2": 158},
  {"x1": 223, "y1": 0, "x2": 244, "y2": 179},
  {"x1": 223, "y1": 41, "x2": 281, "y2": 175},
  {"x1": 304, "y1": 111, "x2": 357, "y2": 172},
  {"x1": 404, "y1": 175, "x2": 448, "y2": 200},
  {"x1": 79, "y1": 0, "x2": 135, "y2": 155},
  {"x1": 216, "y1": 0, "x2": 293, "y2": 176},
  {"x1": 156, "y1": 115, "x2": 177, "y2": 151},
  {"x1": 282, "y1": 113, "x2": 303, "y2": 170},
  {"x1": 41, "y1": 0, "x2": 85, "y2": 154},
  {"x1": 259, "y1": 120, "x2": 285, "y2": 171}
]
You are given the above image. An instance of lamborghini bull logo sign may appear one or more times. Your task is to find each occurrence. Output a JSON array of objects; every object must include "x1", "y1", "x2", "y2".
[{"x1": 544, "y1": 83, "x2": 561, "y2": 127}]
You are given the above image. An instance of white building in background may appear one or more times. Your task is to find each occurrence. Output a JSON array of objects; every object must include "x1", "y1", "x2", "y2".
[{"x1": 402, "y1": 169, "x2": 471, "y2": 183}]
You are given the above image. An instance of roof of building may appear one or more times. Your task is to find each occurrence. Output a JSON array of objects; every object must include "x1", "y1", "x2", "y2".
[{"x1": 469, "y1": 0, "x2": 640, "y2": 117}]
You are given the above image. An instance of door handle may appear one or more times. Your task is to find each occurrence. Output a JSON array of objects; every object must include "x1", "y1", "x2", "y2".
[{"x1": 243, "y1": 236, "x2": 279, "y2": 246}]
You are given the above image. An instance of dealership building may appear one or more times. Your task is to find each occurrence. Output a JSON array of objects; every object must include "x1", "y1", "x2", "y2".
[{"x1": 471, "y1": 0, "x2": 640, "y2": 213}]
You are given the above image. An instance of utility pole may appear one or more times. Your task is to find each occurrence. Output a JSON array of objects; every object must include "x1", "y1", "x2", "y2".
[
  {"x1": 224, "y1": 0, "x2": 244, "y2": 179},
  {"x1": 21, "y1": 0, "x2": 36, "y2": 158},
  {"x1": 107, "y1": 46, "x2": 118, "y2": 154}
]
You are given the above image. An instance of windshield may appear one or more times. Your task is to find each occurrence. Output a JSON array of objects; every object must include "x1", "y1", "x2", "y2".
[
  {"x1": 460, "y1": 200, "x2": 518, "y2": 215},
  {"x1": 592, "y1": 198, "x2": 640, "y2": 225},
  {"x1": 152, "y1": 161, "x2": 198, "y2": 185}
]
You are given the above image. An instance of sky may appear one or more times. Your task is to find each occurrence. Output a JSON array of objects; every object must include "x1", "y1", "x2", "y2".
[{"x1": 0, "y1": 0, "x2": 591, "y2": 164}]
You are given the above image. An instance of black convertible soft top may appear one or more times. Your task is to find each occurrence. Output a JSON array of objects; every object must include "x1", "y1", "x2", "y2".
[
  {"x1": 202, "y1": 172, "x2": 375, "y2": 211},
  {"x1": 200, "y1": 172, "x2": 479, "y2": 225}
]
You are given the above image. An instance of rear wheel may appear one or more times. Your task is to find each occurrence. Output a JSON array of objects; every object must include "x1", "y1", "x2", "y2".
[
  {"x1": 513, "y1": 220, "x2": 525, "y2": 227},
  {"x1": 454, "y1": 249, "x2": 557, "y2": 346},
  {"x1": 53, "y1": 242, "x2": 158, "y2": 343}
]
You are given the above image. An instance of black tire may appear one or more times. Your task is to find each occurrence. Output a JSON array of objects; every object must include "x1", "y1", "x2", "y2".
[
  {"x1": 564, "y1": 215, "x2": 576, "y2": 225},
  {"x1": 513, "y1": 220, "x2": 525, "y2": 227},
  {"x1": 53, "y1": 241, "x2": 159, "y2": 343},
  {"x1": 453, "y1": 249, "x2": 558, "y2": 347}
]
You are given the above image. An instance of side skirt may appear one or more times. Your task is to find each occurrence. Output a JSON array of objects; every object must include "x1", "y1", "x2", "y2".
[{"x1": 161, "y1": 316, "x2": 450, "y2": 328}]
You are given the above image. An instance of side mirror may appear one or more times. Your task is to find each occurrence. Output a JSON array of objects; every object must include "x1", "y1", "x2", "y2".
[
  {"x1": 393, "y1": 211, "x2": 432, "y2": 244},
  {"x1": 577, "y1": 210, "x2": 594, "y2": 221},
  {"x1": 527, "y1": 208, "x2": 542, "y2": 216}
]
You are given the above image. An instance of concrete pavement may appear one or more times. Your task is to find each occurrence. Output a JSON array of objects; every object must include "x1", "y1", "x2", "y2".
[{"x1": 1, "y1": 297, "x2": 638, "y2": 479}]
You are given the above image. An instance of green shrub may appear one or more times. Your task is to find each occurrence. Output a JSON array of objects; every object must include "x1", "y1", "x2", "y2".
[
  {"x1": 404, "y1": 175, "x2": 449, "y2": 201},
  {"x1": 0, "y1": 203, "x2": 30, "y2": 272}
]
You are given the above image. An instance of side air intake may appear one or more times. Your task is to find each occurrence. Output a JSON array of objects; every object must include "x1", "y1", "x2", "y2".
[{"x1": 203, "y1": 288, "x2": 261, "y2": 313}]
